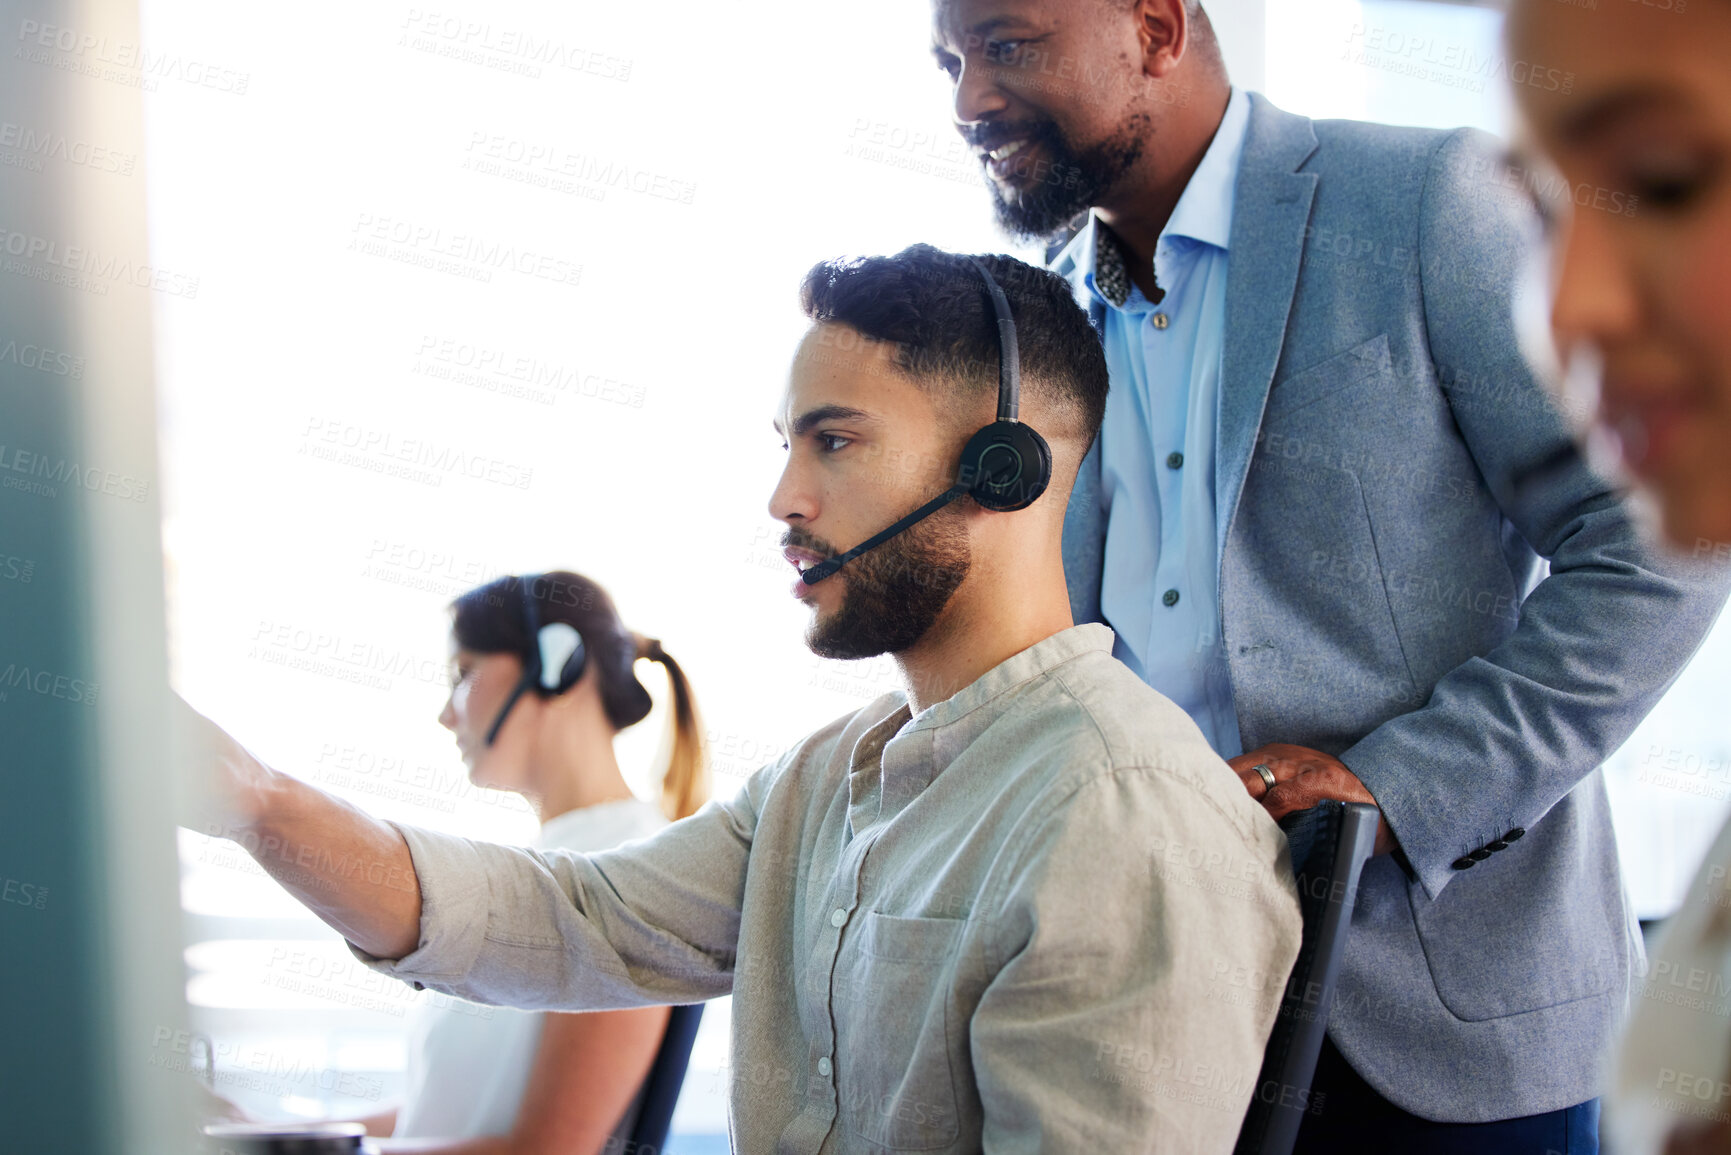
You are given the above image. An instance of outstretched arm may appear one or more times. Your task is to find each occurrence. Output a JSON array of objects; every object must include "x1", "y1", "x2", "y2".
[
  {"x1": 182, "y1": 696, "x2": 423, "y2": 960},
  {"x1": 181, "y1": 694, "x2": 758, "y2": 1012}
]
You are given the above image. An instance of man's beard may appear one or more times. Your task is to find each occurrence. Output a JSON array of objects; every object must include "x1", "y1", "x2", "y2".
[
  {"x1": 789, "y1": 507, "x2": 971, "y2": 661},
  {"x1": 978, "y1": 113, "x2": 1148, "y2": 243}
]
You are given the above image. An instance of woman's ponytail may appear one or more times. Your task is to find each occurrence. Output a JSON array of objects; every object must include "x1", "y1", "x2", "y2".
[{"x1": 640, "y1": 638, "x2": 709, "y2": 822}]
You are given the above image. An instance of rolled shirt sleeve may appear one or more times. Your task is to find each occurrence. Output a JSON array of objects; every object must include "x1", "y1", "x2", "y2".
[{"x1": 346, "y1": 772, "x2": 769, "y2": 1011}]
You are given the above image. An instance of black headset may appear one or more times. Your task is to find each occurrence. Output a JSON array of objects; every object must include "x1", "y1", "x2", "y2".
[
  {"x1": 800, "y1": 256, "x2": 1052, "y2": 585},
  {"x1": 482, "y1": 573, "x2": 588, "y2": 746}
]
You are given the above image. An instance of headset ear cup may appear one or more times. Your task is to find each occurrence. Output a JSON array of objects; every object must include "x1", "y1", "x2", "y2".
[
  {"x1": 960, "y1": 420, "x2": 1052, "y2": 512},
  {"x1": 556, "y1": 637, "x2": 587, "y2": 694},
  {"x1": 535, "y1": 623, "x2": 586, "y2": 694}
]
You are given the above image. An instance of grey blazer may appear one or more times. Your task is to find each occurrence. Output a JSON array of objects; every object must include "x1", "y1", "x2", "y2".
[{"x1": 1054, "y1": 93, "x2": 1731, "y2": 1121}]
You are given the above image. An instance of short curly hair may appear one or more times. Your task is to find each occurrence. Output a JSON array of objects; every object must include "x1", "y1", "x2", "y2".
[{"x1": 798, "y1": 244, "x2": 1108, "y2": 449}]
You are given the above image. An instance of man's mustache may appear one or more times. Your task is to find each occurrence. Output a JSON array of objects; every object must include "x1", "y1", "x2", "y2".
[
  {"x1": 782, "y1": 528, "x2": 838, "y2": 558},
  {"x1": 960, "y1": 118, "x2": 1055, "y2": 155}
]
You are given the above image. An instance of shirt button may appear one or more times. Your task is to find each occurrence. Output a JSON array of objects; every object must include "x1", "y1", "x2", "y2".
[
  {"x1": 817, "y1": 1056, "x2": 832, "y2": 1076},
  {"x1": 1152, "y1": 313, "x2": 1169, "y2": 330},
  {"x1": 829, "y1": 907, "x2": 848, "y2": 928},
  {"x1": 1162, "y1": 589, "x2": 1180, "y2": 607},
  {"x1": 1166, "y1": 451, "x2": 1184, "y2": 469}
]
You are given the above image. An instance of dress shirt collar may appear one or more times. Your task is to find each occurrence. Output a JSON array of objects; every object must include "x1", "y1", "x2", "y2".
[
  {"x1": 1069, "y1": 86, "x2": 1252, "y2": 308},
  {"x1": 904, "y1": 622, "x2": 1115, "y2": 735}
]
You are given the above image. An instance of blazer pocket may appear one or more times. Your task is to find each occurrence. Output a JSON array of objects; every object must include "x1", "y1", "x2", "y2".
[
  {"x1": 1406, "y1": 850, "x2": 1615, "y2": 1021},
  {"x1": 837, "y1": 914, "x2": 964, "y2": 1150},
  {"x1": 1264, "y1": 333, "x2": 1392, "y2": 423}
]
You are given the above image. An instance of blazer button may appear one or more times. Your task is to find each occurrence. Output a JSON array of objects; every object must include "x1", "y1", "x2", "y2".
[
  {"x1": 1503, "y1": 827, "x2": 1526, "y2": 842},
  {"x1": 1487, "y1": 839, "x2": 1509, "y2": 852},
  {"x1": 1469, "y1": 848, "x2": 1494, "y2": 861},
  {"x1": 1451, "y1": 856, "x2": 1476, "y2": 871}
]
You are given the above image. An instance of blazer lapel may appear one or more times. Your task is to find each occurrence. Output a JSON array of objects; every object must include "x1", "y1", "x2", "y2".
[{"x1": 1216, "y1": 95, "x2": 1320, "y2": 569}]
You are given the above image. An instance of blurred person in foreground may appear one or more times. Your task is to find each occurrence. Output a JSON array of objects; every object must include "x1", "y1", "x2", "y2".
[
  {"x1": 184, "y1": 244, "x2": 1303, "y2": 1151},
  {"x1": 1507, "y1": 3, "x2": 1731, "y2": 1153},
  {"x1": 196, "y1": 570, "x2": 707, "y2": 1155}
]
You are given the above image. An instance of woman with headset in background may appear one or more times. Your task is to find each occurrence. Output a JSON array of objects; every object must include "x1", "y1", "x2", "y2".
[
  {"x1": 1504, "y1": 2, "x2": 1731, "y2": 1152},
  {"x1": 203, "y1": 569, "x2": 709, "y2": 1154}
]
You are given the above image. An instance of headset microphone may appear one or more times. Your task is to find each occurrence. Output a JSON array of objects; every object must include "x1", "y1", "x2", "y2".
[
  {"x1": 483, "y1": 574, "x2": 588, "y2": 746},
  {"x1": 801, "y1": 256, "x2": 1052, "y2": 586}
]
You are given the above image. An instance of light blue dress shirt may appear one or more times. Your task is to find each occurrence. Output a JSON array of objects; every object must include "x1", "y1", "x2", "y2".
[{"x1": 1062, "y1": 88, "x2": 1251, "y2": 759}]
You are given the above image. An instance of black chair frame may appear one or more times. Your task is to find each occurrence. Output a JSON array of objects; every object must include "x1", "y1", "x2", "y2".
[{"x1": 1234, "y1": 800, "x2": 1380, "y2": 1155}]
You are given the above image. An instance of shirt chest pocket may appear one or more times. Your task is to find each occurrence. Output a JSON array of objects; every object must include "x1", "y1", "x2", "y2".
[{"x1": 833, "y1": 913, "x2": 965, "y2": 1150}]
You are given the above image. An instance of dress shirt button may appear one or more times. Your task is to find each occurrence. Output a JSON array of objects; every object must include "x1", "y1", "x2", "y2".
[
  {"x1": 1162, "y1": 589, "x2": 1180, "y2": 607},
  {"x1": 829, "y1": 907, "x2": 848, "y2": 928},
  {"x1": 817, "y1": 1056, "x2": 832, "y2": 1076},
  {"x1": 1451, "y1": 856, "x2": 1476, "y2": 871},
  {"x1": 1504, "y1": 827, "x2": 1526, "y2": 842},
  {"x1": 1152, "y1": 313, "x2": 1169, "y2": 330},
  {"x1": 1166, "y1": 451, "x2": 1184, "y2": 469}
]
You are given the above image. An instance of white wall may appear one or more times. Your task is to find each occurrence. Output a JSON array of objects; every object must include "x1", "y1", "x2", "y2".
[{"x1": 1205, "y1": 0, "x2": 1268, "y2": 93}]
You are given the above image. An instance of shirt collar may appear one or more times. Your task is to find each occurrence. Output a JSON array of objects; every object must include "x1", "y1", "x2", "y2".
[
  {"x1": 1068, "y1": 86, "x2": 1252, "y2": 309},
  {"x1": 904, "y1": 622, "x2": 1115, "y2": 735},
  {"x1": 844, "y1": 623, "x2": 1114, "y2": 831},
  {"x1": 844, "y1": 623, "x2": 1115, "y2": 828}
]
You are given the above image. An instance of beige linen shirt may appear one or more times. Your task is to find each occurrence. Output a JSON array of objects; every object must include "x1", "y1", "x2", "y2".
[{"x1": 351, "y1": 624, "x2": 1302, "y2": 1153}]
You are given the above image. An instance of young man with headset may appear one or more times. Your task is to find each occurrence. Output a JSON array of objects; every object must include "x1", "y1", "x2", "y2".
[{"x1": 188, "y1": 244, "x2": 1302, "y2": 1152}]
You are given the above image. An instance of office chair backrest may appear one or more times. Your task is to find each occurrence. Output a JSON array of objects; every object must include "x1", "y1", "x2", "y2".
[
  {"x1": 623, "y1": 1002, "x2": 705, "y2": 1154},
  {"x1": 1233, "y1": 800, "x2": 1379, "y2": 1155}
]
